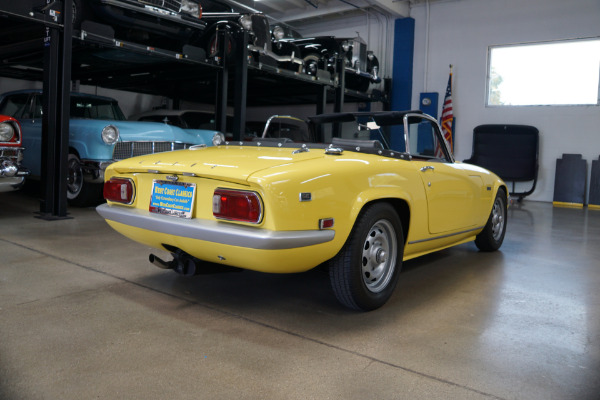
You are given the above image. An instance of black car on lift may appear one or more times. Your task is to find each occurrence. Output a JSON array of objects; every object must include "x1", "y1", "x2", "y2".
[
  {"x1": 72, "y1": 0, "x2": 302, "y2": 70},
  {"x1": 271, "y1": 24, "x2": 380, "y2": 92},
  {"x1": 196, "y1": 1, "x2": 303, "y2": 71},
  {"x1": 72, "y1": 0, "x2": 206, "y2": 49}
]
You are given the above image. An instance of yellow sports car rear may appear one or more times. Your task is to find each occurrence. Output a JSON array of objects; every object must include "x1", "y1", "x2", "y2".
[{"x1": 97, "y1": 111, "x2": 507, "y2": 310}]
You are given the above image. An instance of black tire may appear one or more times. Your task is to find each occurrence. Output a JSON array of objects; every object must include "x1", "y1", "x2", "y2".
[
  {"x1": 66, "y1": 153, "x2": 103, "y2": 207},
  {"x1": 72, "y1": 0, "x2": 89, "y2": 29},
  {"x1": 329, "y1": 203, "x2": 404, "y2": 311},
  {"x1": 303, "y1": 53, "x2": 321, "y2": 76},
  {"x1": 475, "y1": 188, "x2": 507, "y2": 251},
  {"x1": 72, "y1": 0, "x2": 81, "y2": 27}
]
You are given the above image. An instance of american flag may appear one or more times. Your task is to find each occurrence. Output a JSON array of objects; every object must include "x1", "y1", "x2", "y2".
[{"x1": 441, "y1": 69, "x2": 454, "y2": 153}]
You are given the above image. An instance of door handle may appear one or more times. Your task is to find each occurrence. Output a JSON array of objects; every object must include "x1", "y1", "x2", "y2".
[{"x1": 420, "y1": 166, "x2": 435, "y2": 172}]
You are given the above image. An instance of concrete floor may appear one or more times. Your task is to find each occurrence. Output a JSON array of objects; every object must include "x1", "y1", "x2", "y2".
[{"x1": 1, "y1": 189, "x2": 599, "y2": 400}]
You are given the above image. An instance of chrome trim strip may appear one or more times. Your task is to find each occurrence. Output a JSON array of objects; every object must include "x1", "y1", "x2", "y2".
[
  {"x1": 403, "y1": 112, "x2": 455, "y2": 163},
  {"x1": 408, "y1": 226, "x2": 483, "y2": 245},
  {"x1": 97, "y1": 204, "x2": 335, "y2": 250}
]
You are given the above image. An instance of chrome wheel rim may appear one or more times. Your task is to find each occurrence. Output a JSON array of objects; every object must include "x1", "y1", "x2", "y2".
[
  {"x1": 361, "y1": 219, "x2": 397, "y2": 293},
  {"x1": 491, "y1": 196, "x2": 506, "y2": 241},
  {"x1": 67, "y1": 156, "x2": 83, "y2": 200}
]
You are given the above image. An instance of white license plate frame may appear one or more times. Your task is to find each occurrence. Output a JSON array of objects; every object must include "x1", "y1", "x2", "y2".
[{"x1": 149, "y1": 180, "x2": 196, "y2": 219}]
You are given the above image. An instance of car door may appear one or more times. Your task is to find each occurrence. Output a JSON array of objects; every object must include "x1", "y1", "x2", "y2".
[{"x1": 405, "y1": 114, "x2": 483, "y2": 234}]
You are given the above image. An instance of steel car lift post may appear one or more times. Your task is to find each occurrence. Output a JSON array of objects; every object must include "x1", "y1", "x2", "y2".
[
  {"x1": 39, "y1": 0, "x2": 73, "y2": 219},
  {"x1": 333, "y1": 56, "x2": 346, "y2": 138},
  {"x1": 232, "y1": 29, "x2": 248, "y2": 142},
  {"x1": 214, "y1": 24, "x2": 229, "y2": 136},
  {"x1": 315, "y1": 85, "x2": 327, "y2": 141}
]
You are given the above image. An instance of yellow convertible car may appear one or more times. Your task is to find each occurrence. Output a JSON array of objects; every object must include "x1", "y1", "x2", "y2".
[{"x1": 96, "y1": 111, "x2": 507, "y2": 311}]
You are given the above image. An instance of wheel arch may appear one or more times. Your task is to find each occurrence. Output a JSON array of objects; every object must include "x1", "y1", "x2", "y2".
[
  {"x1": 493, "y1": 182, "x2": 509, "y2": 208},
  {"x1": 353, "y1": 197, "x2": 411, "y2": 246},
  {"x1": 68, "y1": 146, "x2": 80, "y2": 157}
]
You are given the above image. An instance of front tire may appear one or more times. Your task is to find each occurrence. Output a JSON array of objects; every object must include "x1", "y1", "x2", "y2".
[
  {"x1": 475, "y1": 188, "x2": 507, "y2": 251},
  {"x1": 329, "y1": 203, "x2": 404, "y2": 311},
  {"x1": 303, "y1": 53, "x2": 321, "y2": 76}
]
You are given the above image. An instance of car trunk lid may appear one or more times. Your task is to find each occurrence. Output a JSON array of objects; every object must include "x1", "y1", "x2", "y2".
[{"x1": 110, "y1": 145, "x2": 325, "y2": 185}]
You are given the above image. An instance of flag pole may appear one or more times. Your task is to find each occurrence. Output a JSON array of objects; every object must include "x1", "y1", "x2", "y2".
[{"x1": 441, "y1": 65, "x2": 454, "y2": 153}]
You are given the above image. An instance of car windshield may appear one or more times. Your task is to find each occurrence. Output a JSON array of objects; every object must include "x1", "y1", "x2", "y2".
[
  {"x1": 301, "y1": 111, "x2": 453, "y2": 162},
  {"x1": 262, "y1": 116, "x2": 312, "y2": 142},
  {"x1": 0, "y1": 93, "x2": 30, "y2": 118},
  {"x1": 70, "y1": 97, "x2": 126, "y2": 120}
]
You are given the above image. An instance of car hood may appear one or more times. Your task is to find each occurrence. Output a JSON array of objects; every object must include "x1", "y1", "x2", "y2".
[
  {"x1": 70, "y1": 119, "x2": 208, "y2": 144},
  {"x1": 109, "y1": 145, "x2": 325, "y2": 185}
]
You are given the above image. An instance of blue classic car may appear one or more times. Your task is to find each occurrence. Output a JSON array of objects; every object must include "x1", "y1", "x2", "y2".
[{"x1": 0, "y1": 90, "x2": 224, "y2": 205}]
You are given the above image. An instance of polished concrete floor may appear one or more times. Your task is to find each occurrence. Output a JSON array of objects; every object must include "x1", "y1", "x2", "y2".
[{"x1": 1, "y1": 189, "x2": 599, "y2": 400}]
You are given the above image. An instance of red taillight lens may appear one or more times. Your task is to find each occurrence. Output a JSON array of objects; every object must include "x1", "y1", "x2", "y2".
[
  {"x1": 213, "y1": 189, "x2": 263, "y2": 224},
  {"x1": 103, "y1": 178, "x2": 135, "y2": 204}
]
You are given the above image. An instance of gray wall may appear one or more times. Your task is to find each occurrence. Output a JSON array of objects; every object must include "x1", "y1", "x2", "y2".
[{"x1": 409, "y1": 0, "x2": 600, "y2": 202}]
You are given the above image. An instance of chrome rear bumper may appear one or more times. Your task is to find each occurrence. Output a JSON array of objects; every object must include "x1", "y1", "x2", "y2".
[{"x1": 96, "y1": 203, "x2": 335, "y2": 250}]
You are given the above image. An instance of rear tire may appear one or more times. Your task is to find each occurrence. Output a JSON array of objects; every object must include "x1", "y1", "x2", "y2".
[
  {"x1": 329, "y1": 203, "x2": 404, "y2": 311},
  {"x1": 475, "y1": 188, "x2": 507, "y2": 251}
]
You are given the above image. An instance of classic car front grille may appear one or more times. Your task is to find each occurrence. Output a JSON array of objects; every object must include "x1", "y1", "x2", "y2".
[
  {"x1": 113, "y1": 141, "x2": 190, "y2": 160},
  {"x1": 138, "y1": 0, "x2": 182, "y2": 13},
  {"x1": 251, "y1": 15, "x2": 271, "y2": 49},
  {"x1": 0, "y1": 148, "x2": 20, "y2": 159}
]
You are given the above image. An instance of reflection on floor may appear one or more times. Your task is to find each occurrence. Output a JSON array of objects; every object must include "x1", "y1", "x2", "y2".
[{"x1": 1, "y1": 190, "x2": 599, "y2": 400}]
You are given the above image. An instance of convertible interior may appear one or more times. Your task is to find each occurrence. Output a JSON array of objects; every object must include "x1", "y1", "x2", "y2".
[{"x1": 253, "y1": 110, "x2": 452, "y2": 162}]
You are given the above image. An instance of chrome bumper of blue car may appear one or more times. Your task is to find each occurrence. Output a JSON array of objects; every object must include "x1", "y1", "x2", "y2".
[
  {"x1": 81, "y1": 160, "x2": 113, "y2": 184},
  {"x1": 96, "y1": 203, "x2": 336, "y2": 250},
  {"x1": 0, "y1": 176, "x2": 26, "y2": 192},
  {"x1": 0, "y1": 153, "x2": 29, "y2": 192}
]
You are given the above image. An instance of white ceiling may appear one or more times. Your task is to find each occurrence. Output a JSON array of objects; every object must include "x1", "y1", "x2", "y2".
[{"x1": 225, "y1": 0, "x2": 412, "y2": 26}]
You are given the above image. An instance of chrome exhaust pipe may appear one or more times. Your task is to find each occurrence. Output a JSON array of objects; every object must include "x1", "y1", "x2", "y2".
[
  {"x1": 150, "y1": 250, "x2": 242, "y2": 276},
  {"x1": 149, "y1": 254, "x2": 174, "y2": 270},
  {"x1": 149, "y1": 253, "x2": 197, "y2": 277}
]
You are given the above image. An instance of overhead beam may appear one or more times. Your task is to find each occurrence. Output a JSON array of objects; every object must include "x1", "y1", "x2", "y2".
[
  {"x1": 367, "y1": 0, "x2": 410, "y2": 17},
  {"x1": 275, "y1": 0, "x2": 410, "y2": 23},
  {"x1": 276, "y1": 4, "x2": 360, "y2": 23},
  {"x1": 254, "y1": 0, "x2": 289, "y2": 14}
]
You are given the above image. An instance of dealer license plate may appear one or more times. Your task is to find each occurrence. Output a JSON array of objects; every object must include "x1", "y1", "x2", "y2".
[{"x1": 149, "y1": 180, "x2": 196, "y2": 219}]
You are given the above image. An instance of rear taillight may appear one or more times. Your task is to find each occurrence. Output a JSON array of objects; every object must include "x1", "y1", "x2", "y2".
[
  {"x1": 213, "y1": 189, "x2": 263, "y2": 224},
  {"x1": 104, "y1": 178, "x2": 135, "y2": 204}
]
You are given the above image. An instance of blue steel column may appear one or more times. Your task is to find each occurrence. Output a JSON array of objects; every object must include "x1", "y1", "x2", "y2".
[{"x1": 389, "y1": 17, "x2": 415, "y2": 151}]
